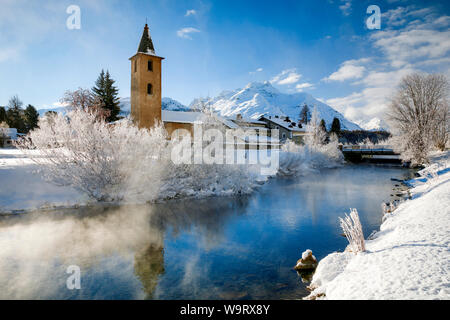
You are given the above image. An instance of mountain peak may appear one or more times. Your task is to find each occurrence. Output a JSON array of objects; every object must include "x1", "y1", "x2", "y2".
[{"x1": 243, "y1": 81, "x2": 279, "y2": 93}]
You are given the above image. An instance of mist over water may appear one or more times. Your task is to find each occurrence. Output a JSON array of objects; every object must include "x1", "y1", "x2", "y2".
[{"x1": 0, "y1": 165, "x2": 415, "y2": 299}]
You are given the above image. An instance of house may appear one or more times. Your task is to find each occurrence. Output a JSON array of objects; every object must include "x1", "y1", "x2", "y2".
[
  {"x1": 0, "y1": 128, "x2": 18, "y2": 148},
  {"x1": 258, "y1": 115, "x2": 309, "y2": 143}
]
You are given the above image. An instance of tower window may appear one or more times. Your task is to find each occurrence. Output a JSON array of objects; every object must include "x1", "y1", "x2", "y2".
[
  {"x1": 148, "y1": 60, "x2": 153, "y2": 71},
  {"x1": 147, "y1": 83, "x2": 153, "y2": 95},
  {"x1": 134, "y1": 60, "x2": 137, "y2": 73}
]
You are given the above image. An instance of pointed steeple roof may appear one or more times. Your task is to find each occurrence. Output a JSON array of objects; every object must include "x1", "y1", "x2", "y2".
[{"x1": 137, "y1": 24, "x2": 155, "y2": 55}]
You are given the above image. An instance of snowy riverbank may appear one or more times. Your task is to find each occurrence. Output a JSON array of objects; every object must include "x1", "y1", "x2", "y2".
[
  {"x1": 0, "y1": 149, "x2": 87, "y2": 213},
  {"x1": 307, "y1": 151, "x2": 450, "y2": 300}
]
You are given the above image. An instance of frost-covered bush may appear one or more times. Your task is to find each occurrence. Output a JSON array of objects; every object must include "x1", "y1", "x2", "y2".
[
  {"x1": 278, "y1": 135, "x2": 343, "y2": 176},
  {"x1": 17, "y1": 109, "x2": 168, "y2": 201},
  {"x1": 339, "y1": 209, "x2": 365, "y2": 254},
  {"x1": 17, "y1": 108, "x2": 260, "y2": 203}
]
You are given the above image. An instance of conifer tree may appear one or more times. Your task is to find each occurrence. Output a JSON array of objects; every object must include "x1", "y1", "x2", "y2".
[
  {"x1": 92, "y1": 70, "x2": 121, "y2": 122},
  {"x1": 0, "y1": 106, "x2": 6, "y2": 123},
  {"x1": 6, "y1": 95, "x2": 26, "y2": 133},
  {"x1": 330, "y1": 117, "x2": 341, "y2": 135},
  {"x1": 300, "y1": 104, "x2": 311, "y2": 124},
  {"x1": 319, "y1": 119, "x2": 327, "y2": 132},
  {"x1": 24, "y1": 104, "x2": 40, "y2": 133}
]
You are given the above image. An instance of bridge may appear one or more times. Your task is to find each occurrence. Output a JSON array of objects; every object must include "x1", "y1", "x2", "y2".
[{"x1": 341, "y1": 145, "x2": 402, "y2": 164}]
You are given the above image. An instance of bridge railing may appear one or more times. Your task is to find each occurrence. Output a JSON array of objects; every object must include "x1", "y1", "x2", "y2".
[{"x1": 342, "y1": 145, "x2": 394, "y2": 152}]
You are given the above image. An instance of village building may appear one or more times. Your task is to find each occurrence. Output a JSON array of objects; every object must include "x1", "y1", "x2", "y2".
[
  {"x1": 130, "y1": 24, "x2": 238, "y2": 137},
  {"x1": 0, "y1": 128, "x2": 18, "y2": 148},
  {"x1": 258, "y1": 115, "x2": 308, "y2": 144}
]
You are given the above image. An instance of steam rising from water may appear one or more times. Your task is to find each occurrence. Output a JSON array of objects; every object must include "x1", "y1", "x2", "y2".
[{"x1": 0, "y1": 198, "x2": 247, "y2": 299}]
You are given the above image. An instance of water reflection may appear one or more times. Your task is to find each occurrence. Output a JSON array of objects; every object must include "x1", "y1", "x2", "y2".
[{"x1": 0, "y1": 165, "x2": 414, "y2": 299}]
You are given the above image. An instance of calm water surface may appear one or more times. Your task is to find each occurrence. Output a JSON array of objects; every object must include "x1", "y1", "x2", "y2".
[{"x1": 0, "y1": 165, "x2": 415, "y2": 299}]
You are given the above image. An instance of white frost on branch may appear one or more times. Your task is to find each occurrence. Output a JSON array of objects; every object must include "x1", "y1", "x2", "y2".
[{"x1": 339, "y1": 208, "x2": 366, "y2": 254}]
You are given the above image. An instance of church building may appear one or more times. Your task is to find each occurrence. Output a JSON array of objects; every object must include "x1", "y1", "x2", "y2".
[{"x1": 129, "y1": 24, "x2": 238, "y2": 136}]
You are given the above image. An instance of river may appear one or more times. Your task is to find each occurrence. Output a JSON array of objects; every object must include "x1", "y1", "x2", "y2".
[{"x1": 0, "y1": 164, "x2": 415, "y2": 299}]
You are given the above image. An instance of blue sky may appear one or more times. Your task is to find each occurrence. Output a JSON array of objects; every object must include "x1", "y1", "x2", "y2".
[{"x1": 0, "y1": 0, "x2": 449, "y2": 122}]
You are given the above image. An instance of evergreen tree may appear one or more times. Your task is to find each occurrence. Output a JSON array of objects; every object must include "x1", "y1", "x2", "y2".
[
  {"x1": 45, "y1": 111, "x2": 57, "y2": 117},
  {"x1": 24, "y1": 104, "x2": 40, "y2": 133},
  {"x1": 319, "y1": 119, "x2": 327, "y2": 132},
  {"x1": 92, "y1": 70, "x2": 121, "y2": 122},
  {"x1": 6, "y1": 95, "x2": 26, "y2": 133},
  {"x1": 299, "y1": 104, "x2": 311, "y2": 124},
  {"x1": 0, "y1": 106, "x2": 6, "y2": 122},
  {"x1": 330, "y1": 117, "x2": 341, "y2": 135}
]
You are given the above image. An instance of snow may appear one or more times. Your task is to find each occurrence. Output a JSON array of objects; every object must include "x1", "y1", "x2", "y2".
[
  {"x1": 307, "y1": 151, "x2": 450, "y2": 300},
  {"x1": 161, "y1": 110, "x2": 205, "y2": 124},
  {"x1": 161, "y1": 110, "x2": 239, "y2": 129},
  {"x1": 119, "y1": 97, "x2": 190, "y2": 116},
  {"x1": 189, "y1": 81, "x2": 362, "y2": 131},
  {"x1": 0, "y1": 149, "x2": 86, "y2": 212},
  {"x1": 356, "y1": 117, "x2": 389, "y2": 132},
  {"x1": 302, "y1": 249, "x2": 313, "y2": 260}
]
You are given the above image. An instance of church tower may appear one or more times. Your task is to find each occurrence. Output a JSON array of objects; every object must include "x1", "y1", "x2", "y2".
[{"x1": 129, "y1": 24, "x2": 164, "y2": 129}]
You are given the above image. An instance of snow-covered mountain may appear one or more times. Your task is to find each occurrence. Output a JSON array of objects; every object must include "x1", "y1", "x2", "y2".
[
  {"x1": 119, "y1": 97, "x2": 189, "y2": 116},
  {"x1": 189, "y1": 81, "x2": 361, "y2": 131},
  {"x1": 356, "y1": 117, "x2": 389, "y2": 132},
  {"x1": 38, "y1": 98, "x2": 189, "y2": 117},
  {"x1": 37, "y1": 106, "x2": 68, "y2": 117}
]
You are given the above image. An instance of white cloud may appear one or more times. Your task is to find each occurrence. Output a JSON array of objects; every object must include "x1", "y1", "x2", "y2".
[
  {"x1": 371, "y1": 28, "x2": 450, "y2": 68},
  {"x1": 324, "y1": 59, "x2": 369, "y2": 82},
  {"x1": 339, "y1": 0, "x2": 352, "y2": 16},
  {"x1": 249, "y1": 67, "x2": 263, "y2": 75},
  {"x1": 176, "y1": 27, "x2": 200, "y2": 39},
  {"x1": 185, "y1": 9, "x2": 197, "y2": 17},
  {"x1": 326, "y1": 66, "x2": 417, "y2": 122},
  {"x1": 295, "y1": 82, "x2": 314, "y2": 92},
  {"x1": 270, "y1": 69, "x2": 302, "y2": 85},
  {"x1": 0, "y1": 46, "x2": 20, "y2": 62},
  {"x1": 322, "y1": 4, "x2": 450, "y2": 123}
]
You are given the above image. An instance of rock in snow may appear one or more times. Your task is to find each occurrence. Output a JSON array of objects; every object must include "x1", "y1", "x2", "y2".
[{"x1": 294, "y1": 249, "x2": 318, "y2": 271}]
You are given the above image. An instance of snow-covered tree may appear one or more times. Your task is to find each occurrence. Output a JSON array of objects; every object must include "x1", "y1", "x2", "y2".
[
  {"x1": 388, "y1": 73, "x2": 449, "y2": 165},
  {"x1": 307, "y1": 107, "x2": 327, "y2": 147},
  {"x1": 61, "y1": 88, "x2": 107, "y2": 119}
]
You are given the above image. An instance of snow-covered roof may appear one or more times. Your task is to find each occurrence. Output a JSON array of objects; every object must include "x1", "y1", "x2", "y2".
[
  {"x1": 162, "y1": 110, "x2": 239, "y2": 129},
  {"x1": 232, "y1": 117, "x2": 267, "y2": 126},
  {"x1": 259, "y1": 116, "x2": 305, "y2": 132}
]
